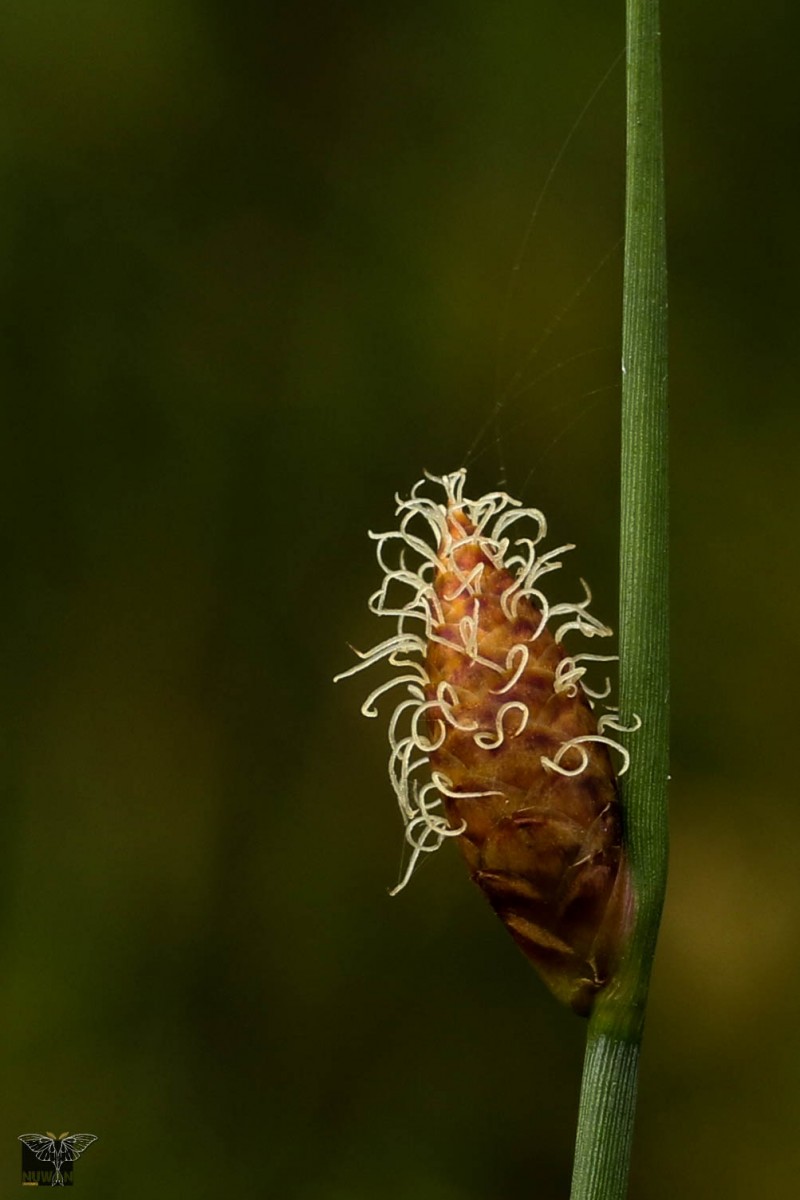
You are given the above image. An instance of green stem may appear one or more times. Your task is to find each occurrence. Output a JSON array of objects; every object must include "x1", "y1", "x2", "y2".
[{"x1": 569, "y1": 0, "x2": 669, "y2": 1195}]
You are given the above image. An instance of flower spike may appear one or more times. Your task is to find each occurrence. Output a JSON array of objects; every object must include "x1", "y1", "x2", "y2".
[{"x1": 336, "y1": 470, "x2": 636, "y2": 1014}]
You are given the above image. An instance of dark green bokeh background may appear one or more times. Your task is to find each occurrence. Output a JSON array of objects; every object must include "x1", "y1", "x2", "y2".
[{"x1": 2, "y1": 3, "x2": 798, "y2": 1196}]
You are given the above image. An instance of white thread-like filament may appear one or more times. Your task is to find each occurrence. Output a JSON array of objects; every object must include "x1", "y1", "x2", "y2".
[
  {"x1": 473, "y1": 701, "x2": 529, "y2": 749},
  {"x1": 541, "y1": 734, "x2": 631, "y2": 778},
  {"x1": 491, "y1": 643, "x2": 530, "y2": 695}
]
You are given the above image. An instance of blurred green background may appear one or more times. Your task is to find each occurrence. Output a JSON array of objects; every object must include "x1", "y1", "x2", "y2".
[{"x1": 2, "y1": 2, "x2": 798, "y2": 1197}]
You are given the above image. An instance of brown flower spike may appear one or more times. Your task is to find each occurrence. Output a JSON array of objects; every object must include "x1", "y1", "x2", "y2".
[{"x1": 336, "y1": 471, "x2": 636, "y2": 1014}]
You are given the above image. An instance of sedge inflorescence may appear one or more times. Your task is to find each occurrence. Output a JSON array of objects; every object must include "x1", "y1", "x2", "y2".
[{"x1": 336, "y1": 469, "x2": 636, "y2": 1012}]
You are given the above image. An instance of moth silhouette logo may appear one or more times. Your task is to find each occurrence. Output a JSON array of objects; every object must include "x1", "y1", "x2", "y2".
[{"x1": 18, "y1": 1132, "x2": 97, "y2": 1187}]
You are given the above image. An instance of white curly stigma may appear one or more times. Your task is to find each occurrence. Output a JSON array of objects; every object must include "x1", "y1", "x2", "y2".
[
  {"x1": 541, "y1": 713, "x2": 642, "y2": 778},
  {"x1": 334, "y1": 469, "x2": 636, "y2": 892}
]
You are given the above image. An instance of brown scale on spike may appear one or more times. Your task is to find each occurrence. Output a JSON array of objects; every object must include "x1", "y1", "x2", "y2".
[{"x1": 426, "y1": 505, "x2": 632, "y2": 1014}]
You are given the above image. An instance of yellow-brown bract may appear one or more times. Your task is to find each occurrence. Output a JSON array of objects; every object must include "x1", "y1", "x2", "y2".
[{"x1": 336, "y1": 470, "x2": 636, "y2": 1013}]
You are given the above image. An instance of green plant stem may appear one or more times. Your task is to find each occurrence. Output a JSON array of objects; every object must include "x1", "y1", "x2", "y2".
[{"x1": 569, "y1": 0, "x2": 669, "y2": 1196}]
